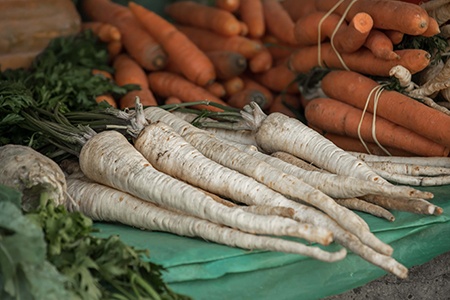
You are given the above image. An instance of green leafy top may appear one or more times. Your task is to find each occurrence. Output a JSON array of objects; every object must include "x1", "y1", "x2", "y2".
[{"x1": 0, "y1": 30, "x2": 135, "y2": 155}]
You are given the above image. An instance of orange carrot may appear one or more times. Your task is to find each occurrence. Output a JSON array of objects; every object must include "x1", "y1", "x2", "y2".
[
  {"x1": 222, "y1": 76, "x2": 245, "y2": 96},
  {"x1": 147, "y1": 71, "x2": 228, "y2": 111},
  {"x1": 82, "y1": 0, "x2": 167, "y2": 71},
  {"x1": 323, "y1": 133, "x2": 415, "y2": 156},
  {"x1": 206, "y1": 81, "x2": 227, "y2": 98},
  {"x1": 95, "y1": 94, "x2": 117, "y2": 108},
  {"x1": 253, "y1": 60, "x2": 299, "y2": 93},
  {"x1": 268, "y1": 94, "x2": 301, "y2": 117},
  {"x1": 82, "y1": 21, "x2": 121, "y2": 42},
  {"x1": 304, "y1": 97, "x2": 450, "y2": 157},
  {"x1": 288, "y1": 43, "x2": 431, "y2": 76},
  {"x1": 421, "y1": 16, "x2": 440, "y2": 37},
  {"x1": 262, "y1": 35, "x2": 296, "y2": 60},
  {"x1": 249, "y1": 46, "x2": 273, "y2": 73},
  {"x1": 333, "y1": 12, "x2": 373, "y2": 53},
  {"x1": 176, "y1": 25, "x2": 263, "y2": 58},
  {"x1": 383, "y1": 30, "x2": 404, "y2": 45},
  {"x1": 239, "y1": 21, "x2": 249, "y2": 36},
  {"x1": 113, "y1": 53, "x2": 148, "y2": 88},
  {"x1": 294, "y1": 11, "x2": 373, "y2": 53},
  {"x1": 320, "y1": 70, "x2": 450, "y2": 148},
  {"x1": 205, "y1": 50, "x2": 248, "y2": 80},
  {"x1": 164, "y1": 96, "x2": 183, "y2": 105},
  {"x1": 241, "y1": 74, "x2": 274, "y2": 107},
  {"x1": 215, "y1": 0, "x2": 240, "y2": 12},
  {"x1": 165, "y1": 1, "x2": 242, "y2": 37},
  {"x1": 119, "y1": 89, "x2": 158, "y2": 109},
  {"x1": 107, "y1": 40, "x2": 123, "y2": 59},
  {"x1": 314, "y1": 0, "x2": 432, "y2": 36},
  {"x1": 227, "y1": 89, "x2": 268, "y2": 109},
  {"x1": 262, "y1": 0, "x2": 297, "y2": 45},
  {"x1": 92, "y1": 69, "x2": 113, "y2": 80},
  {"x1": 281, "y1": 0, "x2": 317, "y2": 22},
  {"x1": 239, "y1": 0, "x2": 265, "y2": 38},
  {"x1": 129, "y1": 2, "x2": 216, "y2": 86},
  {"x1": 363, "y1": 29, "x2": 399, "y2": 60},
  {"x1": 113, "y1": 53, "x2": 157, "y2": 109},
  {"x1": 294, "y1": 11, "x2": 345, "y2": 46}
]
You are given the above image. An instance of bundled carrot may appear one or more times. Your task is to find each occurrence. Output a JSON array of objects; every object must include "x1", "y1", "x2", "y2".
[
  {"x1": 294, "y1": 11, "x2": 373, "y2": 54},
  {"x1": 239, "y1": 0, "x2": 265, "y2": 38},
  {"x1": 129, "y1": 2, "x2": 216, "y2": 86},
  {"x1": 147, "y1": 71, "x2": 227, "y2": 111},
  {"x1": 82, "y1": 0, "x2": 167, "y2": 71},
  {"x1": 320, "y1": 70, "x2": 450, "y2": 148},
  {"x1": 165, "y1": 1, "x2": 242, "y2": 37},
  {"x1": 288, "y1": 43, "x2": 431, "y2": 77},
  {"x1": 262, "y1": 0, "x2": 298, "y2": 45},
  {"x1": 363, "y1": 29, "x2": 399, "y2": 60},
  {"x1": 304, "y1": 97, "x2": 450, "y2": 157},
  {"x1": 314, "y1": 0, "x2": 434, "y2": 36},
  {"x1": 205, "y1": 50, "x2": 248, "y2": 80},
  {"x1": 176, "y1": 25, "x2": 263, "y2": 59},
  {"x1": 113, "y1": 53, "x2": 157, "y2": 108}
]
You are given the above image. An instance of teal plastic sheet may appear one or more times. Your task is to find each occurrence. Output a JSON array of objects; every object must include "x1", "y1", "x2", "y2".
[{"x1": 94, "y1": 185, "x2": 450, "y2": 299}]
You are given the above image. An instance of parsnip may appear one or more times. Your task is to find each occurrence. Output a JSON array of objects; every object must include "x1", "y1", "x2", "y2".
[
  {"x1": 142, "y1": 106, "x2": 393, "y2": 256},
  {"x1": 0, "y1": 144, "x2": 67, "y2": 211},
  {"x1": 80, "y1": 130, "x2": 335, "y2": 242},
  {"x1": 66, "y1": 176, "x2": 347, "y2": 262},
  {"x1": 133, "y1": 120, "x2": 333, "y2": 245}
]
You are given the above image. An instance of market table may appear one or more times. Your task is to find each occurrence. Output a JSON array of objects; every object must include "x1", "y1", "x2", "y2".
[{"x1": 94, "y1": 185, "x2": 450, "y2": 300}]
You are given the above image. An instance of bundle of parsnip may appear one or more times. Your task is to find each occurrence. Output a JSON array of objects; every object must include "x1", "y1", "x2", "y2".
[{"x1": 44, "y1": 97, "x2": 449, "y2": 281}]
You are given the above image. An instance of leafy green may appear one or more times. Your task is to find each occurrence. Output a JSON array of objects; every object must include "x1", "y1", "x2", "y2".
[
  {"x1": 0, "y1": 185, "x2": 74, "y2": 300},
  {"x1": 0, "y1": 30, "x2": 135, "y2": 152},
  {"x1": 27, "y1": 201, "x2": 191, "y2": 300}
]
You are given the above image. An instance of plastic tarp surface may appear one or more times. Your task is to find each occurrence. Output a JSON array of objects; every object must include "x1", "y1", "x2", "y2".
[{"x1": 94, "y1": 185, "x2": 450, "y2": 300}]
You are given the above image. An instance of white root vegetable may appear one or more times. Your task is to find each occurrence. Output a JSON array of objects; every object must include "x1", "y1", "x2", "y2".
[
  {"x1": 366, "y1": 161, "x2": 450, "y2": 177},
  {"x1": 369, "y1": 168, "x2": 450, "y2": 187},
  {"x1": 142, "y1": 106, "x2": 393, "y2": 256},
  {"x1": 66, "y1": 176, "x2": 347, "y2": 262},
  {"x1": 0, "y1": 144, "x2": 67, "y2": 211},
  {"x1": 350, "y1": 152, "x2": 450, "y2": 167},
  {"x1": 361, "y1": 195, "x2": 442, "y2": 216},
  {"x1": 240, "y1": 103, "x2": 390, "y2": 184},
  {"x1": 229, "y1": 143, "x2": 432, "y2": 200},
  {"x1": 389, "y1": 65, "x2": 417, "y2": 92},
  {"x1": 133, "y1": 121, "x2": 333, "y2": 245},
  {"x1": 334, "y1": 198, "x2": 395, "y2": 222},
  {"x1": 239, "y1": 103, "x2": 436, "y2": 201},
  {"x1": 80, "y1": 130, "x2": 334, "y2": 241}
]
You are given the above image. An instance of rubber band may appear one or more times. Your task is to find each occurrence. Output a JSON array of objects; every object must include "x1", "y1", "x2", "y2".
[
  {"x1": 357, "y1": 84, "x2": 392, "y2": 156},
  {"x1": 317, "y1": 0, "x2": 358, "y2": 70}
]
